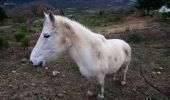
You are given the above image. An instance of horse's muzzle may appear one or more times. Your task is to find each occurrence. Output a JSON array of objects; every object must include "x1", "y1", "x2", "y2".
[{"x1": 30, "y1": 60, "x2": 43, "y2": 67}]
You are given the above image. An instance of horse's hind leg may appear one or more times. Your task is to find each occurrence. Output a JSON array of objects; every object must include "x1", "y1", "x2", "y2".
[{"x1": 121, "y1": 52, "x2": 131, "y2": 85}]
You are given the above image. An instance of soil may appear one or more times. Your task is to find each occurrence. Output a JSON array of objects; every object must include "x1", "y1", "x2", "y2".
[{"x1": 96, "y1": 13, "x2": 154, "y2": 35}]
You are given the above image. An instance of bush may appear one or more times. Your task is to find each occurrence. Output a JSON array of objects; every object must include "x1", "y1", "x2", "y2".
[
  {"x1": 15, "y1": 16, "x2": 27, "y2": 23},
  {"x1": 109, "y1": 16, "x2": 122, "y2": 22},
  {"x1": 98, "y1": 10, "x2": 107, "y2": 16},
  {"x1": 14, "y1": 32, "x2": 26, "y2": 42},
  {"x1": 0, "y1": 7, "x2": 7, "y2": 23},
  {"x1": 150, "y1": 10, "x2": 170, "y2": 20},
  {"x1": 21, "y1": 36, "x2": 30, "y2": 47},
  {"x1": 0, "y1": 35, "x2": 9, "y2": 48},
  {"x1": 150, "y1": 10, "x2": 163, "y2": 17}
]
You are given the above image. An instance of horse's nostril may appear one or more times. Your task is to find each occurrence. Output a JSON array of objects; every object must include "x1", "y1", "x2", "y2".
[{"x1": 39, "y1": 61, "x2": 43, "y2": 67}]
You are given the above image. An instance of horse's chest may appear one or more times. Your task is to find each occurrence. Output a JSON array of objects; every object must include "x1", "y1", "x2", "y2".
[{"x1": 79, "y1": 66, "x2": 96, "y2": 78}]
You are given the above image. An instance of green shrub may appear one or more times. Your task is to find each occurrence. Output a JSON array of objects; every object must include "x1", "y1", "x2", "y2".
[
  {"x1": 21, "y1": 36, "x2": 30, "y2": 47},
  {"x1": 98, "y1": 10, "x2": 107, "y2": 16},
  {"x1": 109, "y1": 16, "x2": 122, "y2": 22},
  {"x1": 14, "y1": 32, "x2": 26, "y2": 42},
  {"x1": 15, "y1": 16, "x2": 27, "y2": 23},
  {"x1": 150, "y1": 10, "x2": 170, "y2": 20},
  {"x1": 0, "y1": 35, "x2": 9, "y2": 48},
  {"x1": 150, "y1": 10, "x2": 163, "y2": 17}
]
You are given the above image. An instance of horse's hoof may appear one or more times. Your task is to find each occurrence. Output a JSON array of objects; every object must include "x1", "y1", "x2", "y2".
[
  {"x1": 97, "y1": 94, "x2": 104, "y2": 100},
  {"x1": 86, "y1": 90, "x2": 94, "y2": 97},
  {"x1": 121, "y1": 81, "x2": 126, "y2": 85}
]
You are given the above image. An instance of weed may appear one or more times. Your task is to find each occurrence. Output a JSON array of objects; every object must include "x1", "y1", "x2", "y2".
[
  {"x1": 78, "y1": 14, "x2": 122, "y2": 27},
  {"x1": 15, "y1": 16, "x2": 27, "y2": 23},
  {"x1": 0, "y1": 35, "x2": 9, "y2": 48},
  {"x1": 14, "y1": 32, "x2": 26, "y2": 42},
  {"x1": 98, "y1": 10, "x2": 107, "y2": 16},
  {"x1": 21, "y1": 36, "x2": 30, "y2": 48}
]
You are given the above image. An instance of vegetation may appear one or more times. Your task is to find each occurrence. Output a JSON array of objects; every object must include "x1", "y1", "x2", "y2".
[
  {"x1": 0, "y1": 35, "x2": 9, "y2": 48},
  {"x1": 136, "y1": 0, "x2": 163, "y2": 15},
  {"x1": 0, "y1": 7, "x2": 8, "y2": 26},
  {"x1": 21, "y1": 36, "x2": 30, "y2": 48},
  {"x1": 76, "y1": 10, "x2": 123, "y2": 27},
  {"x1": 14, "y1": 32, "x2": 26, "y2": 42},
  {"x1": 15, "y1": 16, "x2": 27, "y2": 23},
  {"x1": 164, "y1": 0, "x2": 170, "y2": 7}
]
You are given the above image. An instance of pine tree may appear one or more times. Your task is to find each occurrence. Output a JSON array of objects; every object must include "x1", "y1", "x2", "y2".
[{"x1": 0, "y1": 7, "x2": 7, "y2": 22}]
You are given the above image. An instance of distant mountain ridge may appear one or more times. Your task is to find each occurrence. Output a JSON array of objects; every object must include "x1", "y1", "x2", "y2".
[
  {"x1": 1, "y1": 0, "x2": 136, "y2": 18},
  {"x1": 1, "y1": 0, "x2": 132, "y2": 9}
]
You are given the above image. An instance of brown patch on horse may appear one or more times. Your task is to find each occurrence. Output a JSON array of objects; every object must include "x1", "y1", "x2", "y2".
[
  {"x1": 108, "y1": 56, "x2": 112, "y2": 60},
  {"x1": 96, "y1": 50, "x2": 103, "y2": 59},
  {"x1": 64, "y1": 22, "x2": 71, "y2": 30},
  {"x1": 124, "y1": 48, "x2": 128, "y2": 56},
  {"x1": 91, "y1": 42, "x2": 104, "y2": 59},
  {"x1": 114, "y1": 57, "x2": 117, "y2": 62},
  {"x1": 60, "y1": 22, "x2": 82, "y2": 49},
  {"x1": 61, "y1": 37, "x2": 66, "y2": 44}
]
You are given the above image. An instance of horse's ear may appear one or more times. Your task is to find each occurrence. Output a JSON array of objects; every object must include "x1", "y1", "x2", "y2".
[
  {"x1": 44, "y1": 12, "x2": 48, "y2": 18},
  {"x1": 49, "y1": 10, "x2": 55, "y2": 24}
]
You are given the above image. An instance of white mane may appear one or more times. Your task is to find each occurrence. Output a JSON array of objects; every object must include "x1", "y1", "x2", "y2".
[{"x1": 55, "y1": 15, "x2": 105, "y2": 41}]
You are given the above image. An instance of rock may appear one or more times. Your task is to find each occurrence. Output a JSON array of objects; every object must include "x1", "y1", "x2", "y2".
[
  {"x1": 62, "y1": 74, "x2": 65, "y2": 77},
  {"x1": 52, "y1": 71, "x2": 60, "y2": 76},
  {"x1": 132, "y1": 88, "x2": 136, "y2": 92},
  {"x1": 157, "y1": 71, "x2": 161, "y2": 75},
  {"x1": 21, "y1": 58, "x2": 27, "y2": 63},
  {"x1": 86, "y1": 90, "x2": 94, "y2": 96},
  {"x1": 159, "y1": 67, "x2": 163, "y2": 70},
  {"x1": 31, "y1": 83, "x2": 36, "y2": 86},
  {"x1": 12, "y1": 70, "x2": 16, "y2": 73},
  {"x1": 0, "y1": 26, "x2": 11, "y2": 33},
  {"x1": 152, "y1": 72, "x2": 156, "y2": 75},
  {"x1": 45, "y1": 67, "x2": 48, "y2": 70},
  {"x1": 57, "y1": 93, "x2": 63, "y2": 98}
]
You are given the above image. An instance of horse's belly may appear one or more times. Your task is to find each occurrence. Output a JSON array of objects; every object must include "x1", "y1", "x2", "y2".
[{"x1": 105, "y1": 40, "x2": 126, "y2": 74}]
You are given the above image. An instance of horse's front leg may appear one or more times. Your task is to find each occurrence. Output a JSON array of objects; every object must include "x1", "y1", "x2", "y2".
[
  {"x1": 97, "y1": 73, "x2": 105, "y2": 99},
  {"x1": 86, "y1": 78, "x2": 96, "y2": 97}
]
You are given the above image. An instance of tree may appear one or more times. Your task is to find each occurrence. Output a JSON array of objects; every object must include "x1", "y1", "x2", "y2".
[
  {"x1": 163, "y1": 0, "x2": 170, "y2": 7},
  {"x1": 137, "y1": 0, "x2": 163, "y2": 15},
  {"x1": 0, "y1": 7, "x2": 7, "y2": 22}
]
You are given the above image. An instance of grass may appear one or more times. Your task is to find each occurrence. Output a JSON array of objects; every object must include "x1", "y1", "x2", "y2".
[
  {"x1": 74, "y1": 10, "x2": 123, "y2": 28},
  {"x1": 21, "y1": 36, "x2": 30, "y2": 48},
  {"x1": 0, "y1": 35, "x2": 8, "y2": 48}
]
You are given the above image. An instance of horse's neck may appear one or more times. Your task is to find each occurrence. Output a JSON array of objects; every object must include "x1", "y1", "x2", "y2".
[
  {"x1": 67, "y1": 23, "x2": 96, "y2": 65},
  {"x1": 67, "y1": 21, "x2": 95, "y2": 48}
]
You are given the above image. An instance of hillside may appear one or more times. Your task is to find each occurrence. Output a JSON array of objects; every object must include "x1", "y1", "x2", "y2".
[{"x1": 1, "y1": 0, "x2": 135, "y2": 14}]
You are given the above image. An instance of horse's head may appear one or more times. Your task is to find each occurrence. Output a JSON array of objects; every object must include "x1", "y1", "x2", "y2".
[{"x1": 30, "y1": 11, "x2": 71, "y2": 67}]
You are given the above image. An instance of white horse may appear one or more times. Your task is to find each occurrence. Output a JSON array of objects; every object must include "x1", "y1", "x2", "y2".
[{"x1": 30, "y1": 11, "x2": 131, "y2": 99}]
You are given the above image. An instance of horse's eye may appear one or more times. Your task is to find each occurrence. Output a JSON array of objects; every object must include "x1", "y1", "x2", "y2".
[{"x1": 44, "y1": 34, "x2": 50, "y2": 38}]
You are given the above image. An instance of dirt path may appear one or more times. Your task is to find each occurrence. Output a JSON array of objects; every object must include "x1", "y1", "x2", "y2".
[{"x1": 97, "y1": 13, "x2": 154, "y2": 35}]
